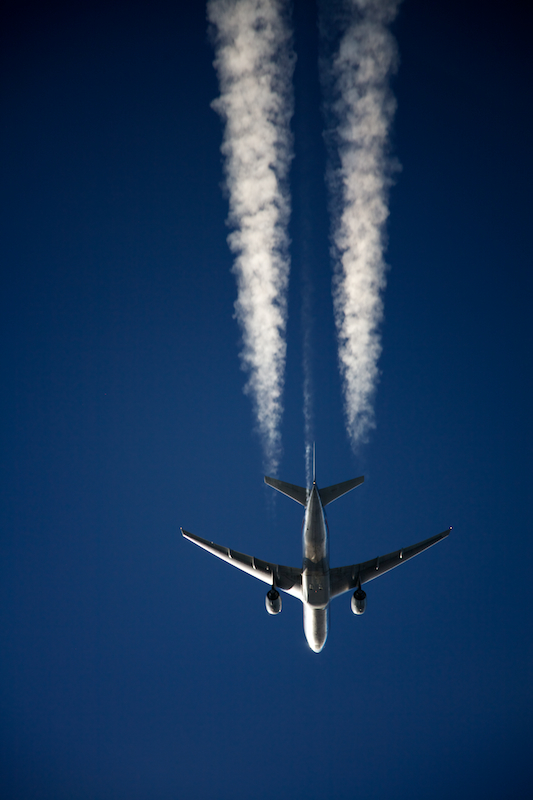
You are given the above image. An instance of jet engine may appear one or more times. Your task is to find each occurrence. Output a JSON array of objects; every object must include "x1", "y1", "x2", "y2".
[
  {"x1": 265, "y1": 588, "x2": 282, "y2": 615},
  {"x1": 351, "y1": 587, "x2": 367, "y2": 615}
]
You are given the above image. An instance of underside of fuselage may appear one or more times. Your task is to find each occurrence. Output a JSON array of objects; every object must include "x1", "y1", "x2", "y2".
[{"x1": 302, "y1": 485, "x2": 330, "y2": 652}]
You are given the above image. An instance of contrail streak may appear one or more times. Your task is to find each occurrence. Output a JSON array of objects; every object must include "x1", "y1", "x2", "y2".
[
  {"x1": 302, "y1": 272, "x2": 314, "y2": 490},
  {"x1": 321, "y1": 0, "x2": 400, "y2": 447},
  {"x1": 208, "y1": 0, "x2": 295, "y2": 473}
]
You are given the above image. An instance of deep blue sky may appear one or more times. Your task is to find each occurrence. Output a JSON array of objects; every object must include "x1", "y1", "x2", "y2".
[{"x1": 1, "y1": 1, "x2": 532, "y2": 798}]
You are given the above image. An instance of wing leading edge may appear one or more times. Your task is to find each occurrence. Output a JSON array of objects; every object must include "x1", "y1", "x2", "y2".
[
  {"x1": 181, "y1": 528, "x2": 303, "y2": 599},
  {"x1": 329, "y1": 528, "x2": 451, "y2": 599}
]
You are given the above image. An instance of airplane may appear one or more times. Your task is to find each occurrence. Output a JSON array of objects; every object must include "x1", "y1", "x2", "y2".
[{"x1": 181, "y1": 461, "x2": 451, "y2": 653}]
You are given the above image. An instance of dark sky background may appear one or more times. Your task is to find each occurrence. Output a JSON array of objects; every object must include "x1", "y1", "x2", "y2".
[{"x1": 1, "y1": 0, "x2": 532, "y2": 798}]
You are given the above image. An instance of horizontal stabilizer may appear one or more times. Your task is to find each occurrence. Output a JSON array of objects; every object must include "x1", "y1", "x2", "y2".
[
  {"x1": 319, "y1": 476, "x2": 364, "y2": 507},
  {"x1": 264, "y1": 476, "x2": 307, "y2": 505}
]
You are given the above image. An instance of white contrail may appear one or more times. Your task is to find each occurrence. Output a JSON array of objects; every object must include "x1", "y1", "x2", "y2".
[
  {"x1": 208, "y1": 0, "x2": 295, "y2": 473},
  {"x1": 302, "y1": 277, "x2": 314, "y2": 490},
  {"x1": 322, "y1": 0, "x2": 400, "y2": 447}
]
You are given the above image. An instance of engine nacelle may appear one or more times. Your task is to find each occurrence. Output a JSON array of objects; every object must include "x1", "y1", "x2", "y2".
[
  {"x1": 266, "y1": 588, "x2": 282, "y2": 615},
  {"x1": 351, "y1": 587, "x2": 367, "y2": 615}
]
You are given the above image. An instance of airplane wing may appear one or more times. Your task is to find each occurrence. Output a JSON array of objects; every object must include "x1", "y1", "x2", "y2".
[
  {"x1": 329, "y1": 528, "x2": 451, "y2": 599},
  {"x1": 181, "y1": 528, "x2": 303, "y2": 599}
]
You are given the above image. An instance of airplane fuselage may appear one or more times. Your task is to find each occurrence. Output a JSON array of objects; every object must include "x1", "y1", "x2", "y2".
[{"x1": 302, "y1": 483, "x2": 329, "y2": 652}]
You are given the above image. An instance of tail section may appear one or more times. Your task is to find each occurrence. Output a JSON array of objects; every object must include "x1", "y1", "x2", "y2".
[{"x1": 265, "y1": 473, "x2": 364, "y2": 507}]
